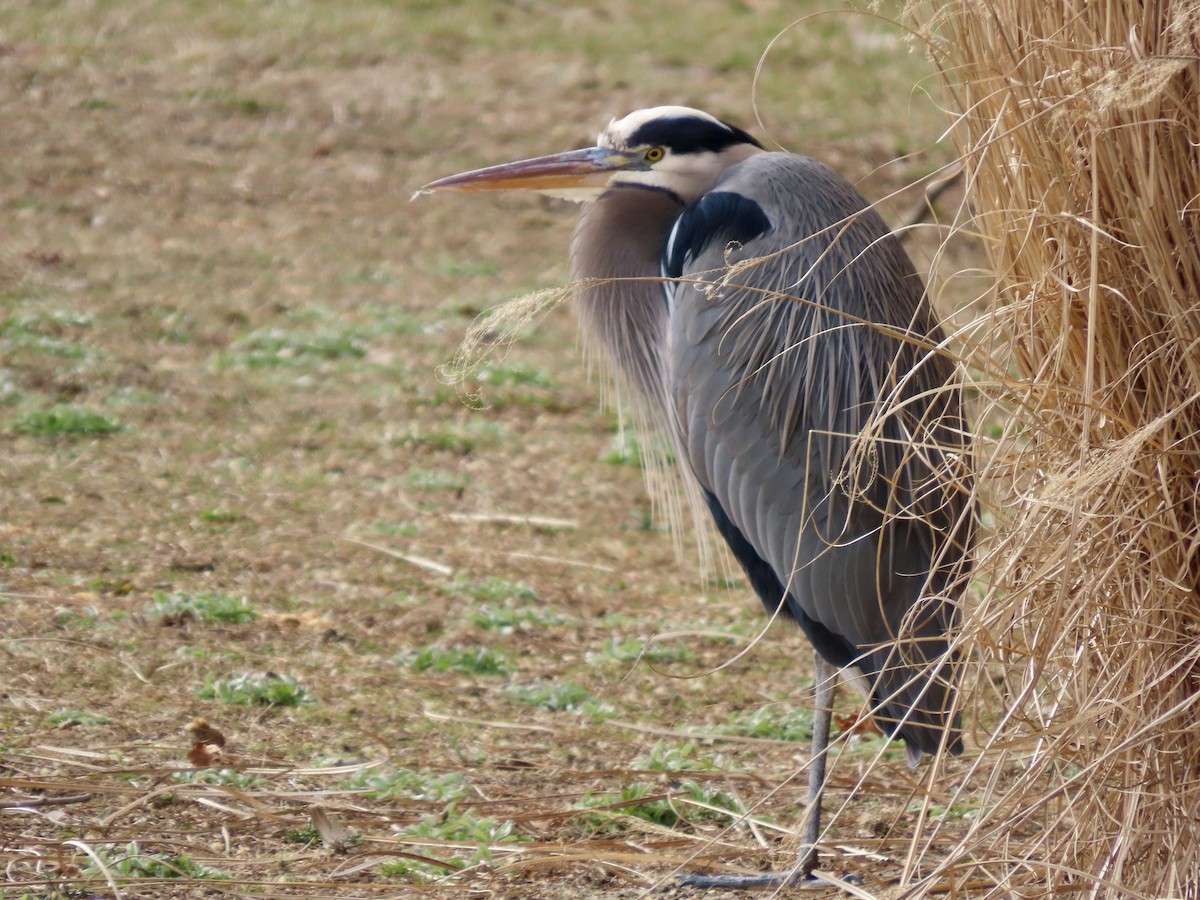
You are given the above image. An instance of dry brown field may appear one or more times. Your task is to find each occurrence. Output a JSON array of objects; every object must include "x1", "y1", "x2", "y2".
[{"x1": 1, "y1": 2, "x2": 981, "y2": 896}]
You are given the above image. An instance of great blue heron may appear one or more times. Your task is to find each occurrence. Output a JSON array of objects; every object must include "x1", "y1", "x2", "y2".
[{"x1": 422, "y1": 106, "x2": 973, "y2": 887}]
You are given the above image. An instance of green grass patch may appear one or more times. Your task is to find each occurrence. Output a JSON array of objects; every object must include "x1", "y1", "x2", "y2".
[
  {"x1": 0, "y1": 309, "x2": 96, "y2": 360},
  {"x1": 81, "y1": 841, "x2": 229, "y2": 881},
  {"x1": 396, "y1": 643, "x2": 509, "y2": 676},
  {"x1": 231, "y1": 326, "x2": 367, "y2": 367},
  {"x1": 53, "y1": 607, "x2": 101, "y2": 630},
  {"x1": 195, "y1": 672, "x2": 313, "y2": 707},
  {"x1": 469, "y1": 602, "x2": 567, "y2": 632},
  {"x1": 475, "y1": 361, "x2": 554, "y2": 389},
  {"x1": 231, "y1": 95, "x2": 277, "y2": 116},
  {"x1": 461, "y1": 360, "x2": 566, "y2": 413},
  {"x1": 632, "y1": 740, "x2": 729, "y2": 773},
  {"x1": 197, "y1": 507, "x2": 241, "y2": 524},
  {"x1": 920, "y1": 798, "x2": 981, "y2": 821},
  {"x1": 443, "y1": 576, "x2": 538, "y2": 604},
  {"x1": 44, "y1": 708, "x2": 111, "y2": 727},
  {"x1": 283, "y1": 824, "x2": 322, "y2": 846},
  {"x1": 343, "y1": 766, "x2": 467, "y2": 802},
  {"x1": 720, "y1": 705, "x2": 813, "y2": 742},
  {"x1": 370, "y1": 519, "x2": 421, "y2": 537},
  {"x1": 503, "y1": 680, "x2": 611, "y2": 716},
  {"x1": 343, "y1": 266, "x2": 398, "y2": 285},
  {"x1": 382, "y1": 807, "x2": 525, "y2": 879},
  {"x1": 362, "y1": 306, "x2": 424, "y2": 336},
  {"x1": 147, "y1": 590, "x2": 258, "y2": 624},
  {"x1": 587, "y1": 635, "x2": 695, "y2": 665},
  {"x1": 577, "y1": 780, "x2": 741, "y2": 832},
  {"x1": 11, "y1": 404, "x2": 123, "y2": 437},
  {"x1": 433, "y1": 257, "x2": 501, "y2": 278},
  {"x1": 172, "y1": 768, "x2": 265, "y2": 789},
  {"x1": 398, "y1": 419, "x2": 506, "y2": 454},
  {"x1": 405, "y1": 467, "x2": 468, "y2": 492},
  {"x1": 602, "y1": 433, "x2": 645, "y2": 467}
]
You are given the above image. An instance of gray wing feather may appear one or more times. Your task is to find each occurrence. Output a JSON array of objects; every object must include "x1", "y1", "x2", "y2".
[{"x1": 666, "y1": 153, "x2": 972, "y2": 751}]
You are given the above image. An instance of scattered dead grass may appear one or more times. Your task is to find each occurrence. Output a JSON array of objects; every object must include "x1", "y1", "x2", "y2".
[
  {"x1": 0, "y1": 0, "x2": 989, "y2": 897},
  {"x1": 900, "y1": 1, "x2": 1200, "y2": 896}
]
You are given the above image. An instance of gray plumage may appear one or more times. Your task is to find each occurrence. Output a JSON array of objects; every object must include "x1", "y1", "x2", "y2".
[
  {"x1": 571, "y1": 185, "x2": 679, "y2": 406},
  {"x1": 422, "y1": 106, "x2": 974, "y2": 886},
  {"x1": 569, "y1": 153, "x2": 971, "y2": 756},
  {"x1": 665, "y1": 153, "x2": 970, "y2": 756}
]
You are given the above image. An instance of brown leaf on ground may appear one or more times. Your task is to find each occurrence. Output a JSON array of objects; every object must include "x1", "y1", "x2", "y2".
[
  {"x1": 835, "y1": 713, "x2": 884, "y2": 737},
  {"x1": 186, "y1": 741, "x2": 225, "y2": 767}
]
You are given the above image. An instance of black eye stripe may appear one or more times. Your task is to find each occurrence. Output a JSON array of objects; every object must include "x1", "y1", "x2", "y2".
[{"x1": 627, "y1": 116, "x2": 763, "y2": 154}]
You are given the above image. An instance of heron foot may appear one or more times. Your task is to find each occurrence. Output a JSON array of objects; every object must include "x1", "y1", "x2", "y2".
[
  {"x1": 675, "y1": 867, "x2": 860, "y2": 890},
  {"x1": 675, "y1": 870, "x2": 815, "y2": 889}
]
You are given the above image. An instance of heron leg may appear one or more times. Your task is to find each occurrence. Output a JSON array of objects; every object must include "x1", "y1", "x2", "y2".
[
  {"x1": 674, "y1": 651, "x2": 839, "y2": 890},
  {"x1": 798, "y1": 651, "x2": 835, "y2": 875}
]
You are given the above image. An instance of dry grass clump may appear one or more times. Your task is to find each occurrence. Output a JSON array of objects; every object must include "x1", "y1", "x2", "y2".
[{"x1": 911, "y1": 2, "x2": 1200, "y2": 895}]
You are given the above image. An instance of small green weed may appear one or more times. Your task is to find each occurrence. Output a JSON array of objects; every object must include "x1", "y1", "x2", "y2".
[
  {"x1": 53, "y1": 608, "x2": 100, "y2": 630},
  {"x1": 503, "y1": 681, "x2": 612, "y2": 717},
  {"x1": 371, "y1": 519, "x2": 420, "y2": 537},
  {"x1": 379, "y1": 858, "x2": 444, "y2": 882},
  {"x1": 45, "y1": 709, "x2": 111, "y2": 727},
  {"x1": 80, "y1": 841, "x2": 228, "y2": 881},
  {"x1": 577, "y1": 783, "x2": 677, "y2": 829},
  {"x1": 398, "y1": 420, "x2": 506, "y2": 454},
  {"x1": 283, "y1": 824, "x2": 322, "y2": 846},
  {"x1": 405, "y1": 468, "x2": 468, "y2": 492},
  {"x1": 147, "y1": 590, "x2": 258, "y2": 624},
  {"x1": 172, "y1": 768, "x2": 264, "y2": 789},
  {"x1": 586, "y1": 636, "x2": 694, "y2": 665},
  {"x1": 197, "y1": 507, "x2": 241, "y2": 524},
  {"x1": 363, "y1": 306, "x2": 424, "y2": 336},
  {"x1": 632, "y1": 741, "x2": 727, "y2": 773},
  {"x1": 400, "y1": 808, "x2": 520, "y2": 845},
  {"x1": 0, "y1": 310, "x2": 95, "y2": 360},
  {"x1": 469, "y1": 602, "x2": 567, "y2": 632},
  {"x1": 921, "y1": 799, "x2": 979, "y2": 821},
  {"x1": 196, "y1": 672, "x2": 313, "y2": 707},
  {"x1": 434, "y1": 257, "x2": 501, "y2": 278},
  {"x1": 577, "y1": 780, "x2": 740, "y2": 832},
  {"x1": 11, "y1": 405, "x2": 123, "y2": 437},
  {"x1": 382, "y1": 807, "x2": 524, "y2": 879},
  {"x1": 397, "y1": 644, "x2": 508, "y2": 676},
  {"x1": 720, "y1": 705, "x2": 813, "y2": 742},
  {"x1": 443, "y1": 576, "x2": 538, "y2": 604},
  {"x1": 602, "y1": 433, "x2": 645, "y2": 467},
  {"x1": 232, "y1": 95, "x2": 276, "y2": 116},
  {"x1": 475, "y1": 362, "x2": 554, "y2": 389},
  {"x1": 232, "y1": 327, "x2": 367, "y2": 367},
  {"x1": 343, "y1": 766, "x2": 466, "y2": 802}
]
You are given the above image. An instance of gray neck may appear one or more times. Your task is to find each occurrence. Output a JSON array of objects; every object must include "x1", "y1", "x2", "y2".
[{"x1": 569, "y1": 186, "x2": 683, "y2": 408}]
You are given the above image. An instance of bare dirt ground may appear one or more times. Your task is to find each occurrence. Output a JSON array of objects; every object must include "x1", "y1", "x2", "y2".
[{"x1": 1, "y1": 2, "x2": 983, "y2": 896}]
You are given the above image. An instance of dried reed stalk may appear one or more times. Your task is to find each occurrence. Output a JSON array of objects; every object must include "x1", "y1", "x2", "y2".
[{"x1": 910, "y1": 2, "x2": 1200, "y2": 896}]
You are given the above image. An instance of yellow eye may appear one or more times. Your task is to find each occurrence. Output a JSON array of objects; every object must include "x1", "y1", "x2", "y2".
[{"x1": 644, "y1": 146, "x2": 665, "y2": 163}]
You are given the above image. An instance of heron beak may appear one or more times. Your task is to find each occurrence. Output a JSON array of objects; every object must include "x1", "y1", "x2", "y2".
[{"x1": 419, "y1": 147, "x2": 640, "y2": 195}]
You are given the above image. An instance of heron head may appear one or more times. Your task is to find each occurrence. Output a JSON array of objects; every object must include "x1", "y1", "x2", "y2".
[{"x1": 420, "y1": 106, "x2": 764, "y2": 204}]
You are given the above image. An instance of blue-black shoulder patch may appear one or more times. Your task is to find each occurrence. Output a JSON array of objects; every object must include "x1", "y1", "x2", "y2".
[{"x1": 662, "y1": 191, "x2": 772, "y2": 283}]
